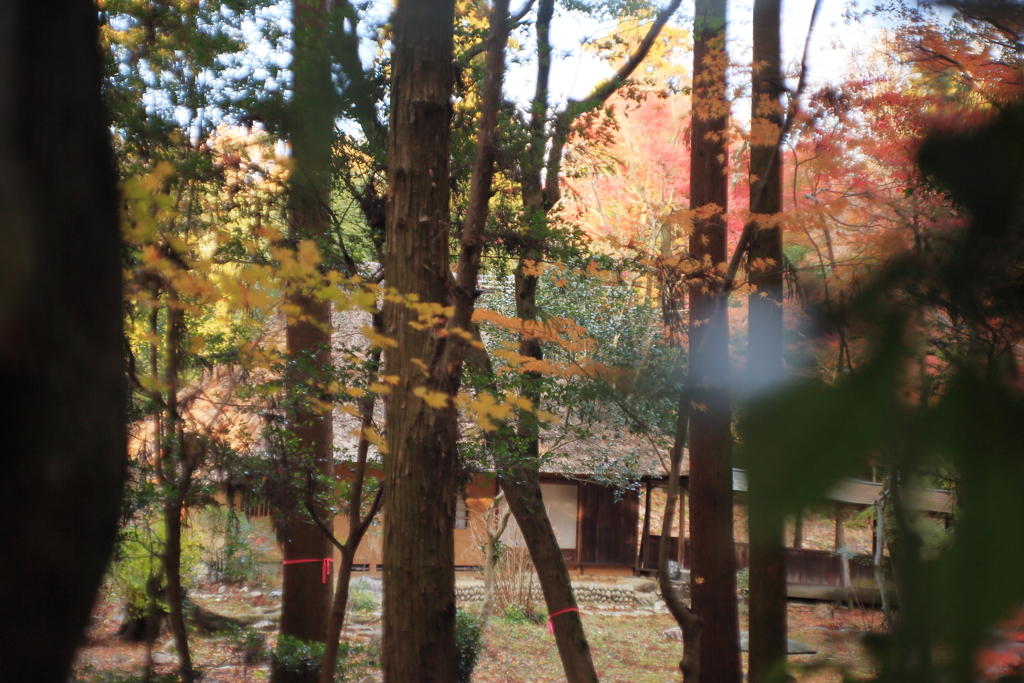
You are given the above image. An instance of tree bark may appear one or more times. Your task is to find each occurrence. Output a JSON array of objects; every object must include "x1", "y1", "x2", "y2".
[
  {"x1": 381, "y1": 0, "x2": 458, "y2": 680},
  {"x1": 507, "y1": 257, "x2": 601, "y2": 683},
  {"x1": 0, "y1": 2, "x2": 126, "y2": 682},
  {"x1": 319, "y1": 344, "x2": 384, "y2": 683},
  {"x1": 500, "y1": 475, "x2": 599, "y2": 683},
  {"x1": 480, "y1": 495, "x2": 511, "y2": 634},
  {"x1": 278, "y1": 2, "x2": 336, "y2": 678},
  {"x1": 746, "y1": 0, "x2": 787, "y2": 679},
  {"x1": 660, "y1": 397, "x2": 702, "y2": 682},
  {"x1": 688, "y1": 2, "x2": 740, "y2": 682}
]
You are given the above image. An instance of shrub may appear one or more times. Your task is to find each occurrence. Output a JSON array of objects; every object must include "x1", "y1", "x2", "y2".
[
  {"x1": 501, "y1": 603, "x2": 547, "y2": 626},
  {"x1": 456, "y1": 609, "x2": 483, "y2": 683},
  {"x1": 271, "y1": 635, "x2": 325, "y2": 678},
  {"x1": 109, "y1": 513, "x2": 202, "y2": 621},
  {"x1": 347, "y1": 587, "x2": 378, "y2": 614},
  {"x1": 228, "y1": 624, "x2": 267, "y2": 665},
  {"x1": 197, "y1": 506, "x2": 275, "y2": 585}
]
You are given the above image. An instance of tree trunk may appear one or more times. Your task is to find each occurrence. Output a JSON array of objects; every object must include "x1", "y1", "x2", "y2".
[
  {"x1": 874, "y1": 497, "x2": 889, "y2": 618},
  {"x1": 0, "y1": 2, "x2": 126, "y2": 682},
  {"x1": 660, "y1": 398, "x2": 702, "y2": 682},
  {"x1": 689, "y1": 2, "x2": 740, "y2": 682},
  {"x1": 165, "y1": 491, "x2": 194, "y2": 682},
  {"x1": 381, "y1": 0, "x2": 458, "y2": 680},
  {"x1": 500, "y1": 475, "x2": 599, "y2": 683},
  {"x1": 746, "y1": 0, "x2": 787, "y2": 680},
  {"x1": 480, "y1": 493, "x2": 511, "y2": 635},
  {"x1": 163, "y1": 299, "x2": 196, "y2": 683},
  {"x1": 835, "y1": 506, "x2": 852, "y2": 608},
  {"x1": 277, "y1": 2, "x2": 336, "y2": 677},
  {"x1": 317, "y1": 336, "x2": 384, "y2": 683}
]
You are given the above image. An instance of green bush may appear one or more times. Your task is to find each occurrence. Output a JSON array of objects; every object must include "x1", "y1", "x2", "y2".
[
  {"x1": 456, "y1": 609, "x2": 483, "y2": 683},
  {"x1": 228, "y1": 624, "x2": 267, "y2": 665},
  {"x1": 271, "y1": 635, "x2": 325, "y2": 678},
  {"x1": 501, "y1": 603, "x2": 546, "y2": 626},
  {"x1": 109, "y1": 514, "x2": 202, "y2": 617},
  {"x1": 347, "y1": 587, "x2": 378, "y2": 614},
  {"x1": 736, "y1": 567, "x2": 750, "y2": 600},
  {"x1": 197, "y1": 506, "x2": 275, "y2": 585}
]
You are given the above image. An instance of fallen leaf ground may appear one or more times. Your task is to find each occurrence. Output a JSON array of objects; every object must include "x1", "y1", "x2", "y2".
[{"x1": 72, "y1": 583, "x2": 890, "y2": 683}]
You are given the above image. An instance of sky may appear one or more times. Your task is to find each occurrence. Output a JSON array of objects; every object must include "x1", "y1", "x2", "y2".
[
  {"x1": 504, "y1": 0, "x2": 884, "y2": 105},
  {"x1": 208, "y1": 0, "x2": 886, "y2": 141}
]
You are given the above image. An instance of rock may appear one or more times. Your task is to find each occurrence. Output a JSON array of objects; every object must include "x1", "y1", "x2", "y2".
[
  {"x1": 188, "y1": 601, "x2": 259, "y2": 634},
  {"x1": 633, "y1": 592, "x2": 658, "y2": 607},
  {"x1": 269, "y1": 589, "x2": 282, "y2": 598},
  {"x1": 152, "y1": 652, "x2": 176, "y2": 665},
  {"x1": 348, "y1": 613, "x2": 378, "y2": 625},
  {"x1": 217, "y1": 585, "x2": 227, "y2": 594},
  {"x1": 654, "y1": 600, "x2": 666, "y2": 611},
  {"x1": 667, "y1": 560, "x2": 682, "y2": 581},
  {"x1": 663, "y1": 626, "x2": 682, "y2": 641}
]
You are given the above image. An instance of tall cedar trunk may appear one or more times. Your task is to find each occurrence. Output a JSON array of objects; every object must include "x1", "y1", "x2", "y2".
[
  {"x1": 381, "y1": 0, "x2": 458, "y2": 680},
  {"x1": 689, "y1": 2, "x2": 740, "y2": 682},
  {"x1": 0, "y1": 2, "x2": 126, "y2": 681},
  {"x1": 278, "y1": 0, "x2": 335, "y2": 672},
  {"x1": 746, "y1": 0, "x2": 787, "y2": 680}
]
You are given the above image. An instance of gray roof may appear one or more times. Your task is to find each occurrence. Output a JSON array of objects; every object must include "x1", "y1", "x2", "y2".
[{"x1": 731, "y1": 469, "x2": 955, "y2": 515}]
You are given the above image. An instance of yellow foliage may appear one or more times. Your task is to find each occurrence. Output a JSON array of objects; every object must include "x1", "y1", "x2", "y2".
[
  {"x1": 521, "y1": 259, "x2": 544, "y2": 277},
  {"x1": 296, "y1": 239, "x2": 321, "y2": 272},
  {"x1": 361, "y1": 326, "x2": 398, "y2": 349},
  {"x1": 413, "y1": 386, "x2": 450, "y2": 409}
]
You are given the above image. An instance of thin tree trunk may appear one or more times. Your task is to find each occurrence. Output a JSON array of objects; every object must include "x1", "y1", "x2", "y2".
[
  {"x1": 500, "y1": 475, "x2": 599, "y2": 683},
  {"x1": 318, "y1": 343, "x2": 384, "y2": 683},
  {"x1": 0, "y1": 4, "x2": 126, "y2": 682},
  {"x1": 660, "y1": 397, "x2": 702, "y2": 682},
  {"x1": 835, "y1": 506, "x2": 852, "y2": 608},
  {"x1": 746, "y1": 0, "x2": 787, "y2": 679},
  {"x1": 381, "y1": 0, "x2": 458, "y2": 679},
  {"x1": 481, "y1": 493, "x2": 511, "y2": 634},
  {"x1": 499, "y1": 1, "x2": 681, "y2": 678},
  {"x1": 278, "y1": 2, "x2": 336, "y2": 675},
  {"x1": 163, "y1": 299, "x2": 196, "y2": 683},
  {"x1": 874, "y1": 497, "x2": 889, "y2": 618},
  {"x1": 689, "y1": 2, "x2": 740, "y2": 682},
  {"x1": 164, "y1": 484, "x2": 194, "y2": 683}
]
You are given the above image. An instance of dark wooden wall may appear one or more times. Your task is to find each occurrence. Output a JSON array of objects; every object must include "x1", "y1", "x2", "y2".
[{"x1": 578, "y1": 483, "x2": 639, "y2": 565}]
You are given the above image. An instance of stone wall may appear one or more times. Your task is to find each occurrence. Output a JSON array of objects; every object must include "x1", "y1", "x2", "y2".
[{"x1": 454, "y1": 577, "x2": 670, "y2": 608}]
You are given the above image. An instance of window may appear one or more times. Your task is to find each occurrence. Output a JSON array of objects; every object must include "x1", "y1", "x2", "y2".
[{"x1": 455, "y1": 493, "x2": 468, "y2": 529}]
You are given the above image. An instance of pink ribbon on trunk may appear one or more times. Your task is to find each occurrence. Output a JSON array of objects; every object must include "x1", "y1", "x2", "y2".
[
  {"x1": 547, "y1": 606, "x2": 580, "y2": 634},
  {"x1": 283, "y1": 557, "x2": 334, "y2": 583}
]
